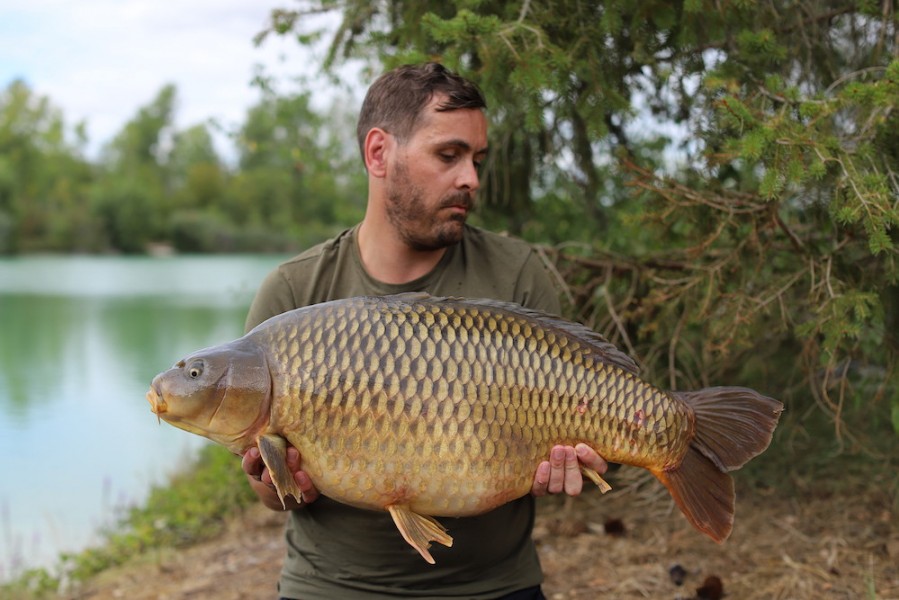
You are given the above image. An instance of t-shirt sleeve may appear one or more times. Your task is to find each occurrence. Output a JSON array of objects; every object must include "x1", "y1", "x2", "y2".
[
  {"x1": 244, "y1": 267, "x2": 297, "y2": 333},
  {"x1": 515, "y1": 249, "x2": 562, "y2": 316}
]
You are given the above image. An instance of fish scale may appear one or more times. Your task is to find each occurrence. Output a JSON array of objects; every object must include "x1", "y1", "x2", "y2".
[
  {"x1": 259, "y1": 296, "x2": 687, "y2": 507},
  {"x1": 147, "y1": 292, "x2": 782, "y2": 564}
]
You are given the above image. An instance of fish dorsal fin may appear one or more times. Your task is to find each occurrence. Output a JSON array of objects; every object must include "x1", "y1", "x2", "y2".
[{"x1": 383, "y1": 293, "x2": 641, "y2": 376}]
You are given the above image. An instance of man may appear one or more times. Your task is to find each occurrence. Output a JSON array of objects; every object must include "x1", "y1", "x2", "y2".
[{"x1": 241, "y1": 62, "x2": 608, "y2": 599}]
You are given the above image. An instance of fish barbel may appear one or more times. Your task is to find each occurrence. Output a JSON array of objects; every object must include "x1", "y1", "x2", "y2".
[{"x1": 146, "y1": 293, "x2": 782, "y2": 563}]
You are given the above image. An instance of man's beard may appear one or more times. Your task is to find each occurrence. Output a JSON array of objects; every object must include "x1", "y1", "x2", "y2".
[{"x1": 386, "y1": 161, "x2": 475, "y2": 251}]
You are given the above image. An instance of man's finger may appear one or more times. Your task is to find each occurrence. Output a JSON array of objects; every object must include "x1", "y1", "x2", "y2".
[
  {"x1": 241, "y1": 447, "x2": 263, "y2": 479},
  {"x1": 295, "y1": 471, "x2": 319, "y2": 503},
  {"x1": 531, "y1": 461, "x2": 551, "y2": 496},
  {"x1": 563, "y1": 447, "x2": 583, "y2": 496},
  {"x1": 286, "y1": 446, "x2": 301, "y2": 470},
  {"x1": 547, "y1": 445, "x2": 567, "y2": 494},
  {"x1": 575, "y1": 443, "x2": 608, "y2": 473}
]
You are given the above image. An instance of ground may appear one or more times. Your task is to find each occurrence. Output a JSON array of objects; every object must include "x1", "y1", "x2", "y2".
[{"x1": 58, "y1": 466, "x2": 898, "y2": 600}]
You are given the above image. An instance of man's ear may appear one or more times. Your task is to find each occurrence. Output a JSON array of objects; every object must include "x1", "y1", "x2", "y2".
[{"x1": 364, "y1": 128, "x2": 391, "y2": 177}]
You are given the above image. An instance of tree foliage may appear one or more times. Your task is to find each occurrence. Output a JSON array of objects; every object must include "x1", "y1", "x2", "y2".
[
  {"x1": 0, "y1": 79, "x2": 366, "y2": 255},
  {"x1": 262, "y1": 0, "x2": 898, "y2": 443},
  {"x1": 0, "y1": 80, "x2": 94, "y2": 252}
]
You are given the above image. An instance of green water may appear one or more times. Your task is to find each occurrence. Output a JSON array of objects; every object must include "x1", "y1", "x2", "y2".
[{"x1": 0, "y1": 254, "x2": 285, "y2": 579}]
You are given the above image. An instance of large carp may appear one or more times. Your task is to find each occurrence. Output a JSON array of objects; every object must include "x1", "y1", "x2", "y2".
[{"x1": 146, "y1": 293, "x2": 782, "y2": 563}]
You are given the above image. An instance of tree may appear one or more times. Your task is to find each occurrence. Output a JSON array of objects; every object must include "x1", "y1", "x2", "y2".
[
  {"x1": 0, "y1": 80, "x2": 95, "y2": 253},
  {"x1": 0, "y1": 75, "x2": 368, "y2": 254},
  {"x1": 93, "y1": 85, "x2": 179, "y2": 252},
  {"x1": 227, "y1": 81, "x2": 366, "y2": 248},
  {"x1": 168, "y1": 123, "x2": 225, "y2": 211},
  {"x1": 259, "y1": 0, "x2": 899, "y2": 441}
]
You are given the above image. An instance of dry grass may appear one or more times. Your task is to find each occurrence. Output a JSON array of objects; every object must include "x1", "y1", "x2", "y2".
[
  {"x1": 536, "y1": 458, "x2": 898, "y2": 599},
  {"x1": 58, "y1": 463, "x2": 897, "y2": 600}
]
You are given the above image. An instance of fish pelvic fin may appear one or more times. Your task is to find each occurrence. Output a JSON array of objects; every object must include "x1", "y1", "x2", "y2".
[
  {"x1": 676, "y1": 386, "x2": 784, "y2": 472},
  {"x1": 653, "y1": 447, "x2": 735, "y2": 543},
  {"x1": 654, "y1": 386, "x2": 783, "y2": 542},
  {"x1": 257, "y1": 434, "x2": 304, "y2": 508},
  {"x1": 386, "y1": 505, "x2": 453, "y2": 565}
]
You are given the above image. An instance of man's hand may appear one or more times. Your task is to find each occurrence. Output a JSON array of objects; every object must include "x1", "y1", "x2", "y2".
[
  {"x1": 241, "y1": 445, "x2": 320, "y2": 511},
  {"x1": 531, "y1": 443, "x2": 608, "y2": 497}
]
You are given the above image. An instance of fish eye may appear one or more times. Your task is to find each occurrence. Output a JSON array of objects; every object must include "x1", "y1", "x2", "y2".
[{"x1": 187, "y1": 361, "x2": 204, "y2": 379}]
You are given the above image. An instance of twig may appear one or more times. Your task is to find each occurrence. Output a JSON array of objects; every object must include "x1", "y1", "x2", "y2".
[
  {"x1": 774, "y1": 210, "x2": 806, "y2": 254},
  {"x1": 824, "y1": 66, "x2": 888, "y2": 96},
  {"x1": 601, "y1": 269, "x2": 638, "y2": 360},
  {"x1": 668, "y1": 309, "x2": 688, "y2": 390},
  {"x1": 516, "y1": 0, "x2": 532, "y2": 24},
  {"x1": 535, "y1": 245, "x2": 575, "y2": 308}
]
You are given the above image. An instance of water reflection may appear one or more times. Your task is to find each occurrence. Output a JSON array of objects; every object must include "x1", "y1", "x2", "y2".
[{"x1": 0, "y1": 255, "x2": 282, "y2": 579}]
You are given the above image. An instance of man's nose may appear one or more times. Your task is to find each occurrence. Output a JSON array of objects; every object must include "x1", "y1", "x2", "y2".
[{"x1": 456, "y1": 160, "x2": 480, "y2": 191}]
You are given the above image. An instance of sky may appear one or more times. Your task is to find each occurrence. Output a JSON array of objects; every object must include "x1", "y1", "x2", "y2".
[{"x1": 0, "y1": 0, "x2": 362, "y2": 159}]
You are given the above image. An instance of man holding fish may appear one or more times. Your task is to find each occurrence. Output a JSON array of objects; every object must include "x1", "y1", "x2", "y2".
[{"x1": 240, "y1": 62, "x2": 608, "y2": 599}]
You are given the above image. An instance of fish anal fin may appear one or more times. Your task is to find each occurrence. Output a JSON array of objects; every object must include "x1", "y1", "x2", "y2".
[
  {"x1": 581, "y1": 466, "x2": 612, "y2": 493},
  {"x1": 654, "y1": 447, "x2": 735, "y2": 543},
  {"x1": 257, "y1": 433, "x2": 303, "y2": 508},
  {"x1": 386, "y1": 505, "x2": 453, "y2": 564}
]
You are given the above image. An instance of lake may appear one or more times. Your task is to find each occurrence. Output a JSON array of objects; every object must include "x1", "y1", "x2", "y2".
[{"x1": 0, "y1": 254, "x2": 286, "y2": 580}]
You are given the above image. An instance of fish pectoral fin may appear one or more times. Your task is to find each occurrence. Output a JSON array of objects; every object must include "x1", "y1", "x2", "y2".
[
  {"x1": 386, "y1": 505, "x2": 453, "y2": 565},
  {"x1": 257, "y1": 434, "x2": 303, "y2": 509},
  {"x1": 581, "y1": 466, "x2": 612, "y2": 494}
]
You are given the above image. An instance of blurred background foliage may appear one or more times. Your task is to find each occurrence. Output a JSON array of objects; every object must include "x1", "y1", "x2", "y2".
[
  {"x1": 0, "y1": 76, "x2": 367, "y2": 256},
  {"x1": 1, "y1": 0, "x2": 897, "y2": 448}
]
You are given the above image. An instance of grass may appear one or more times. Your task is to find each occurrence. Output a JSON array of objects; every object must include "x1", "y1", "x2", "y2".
[{"x1": 0, "y1": 444, "x2": 256, "y2": 599}]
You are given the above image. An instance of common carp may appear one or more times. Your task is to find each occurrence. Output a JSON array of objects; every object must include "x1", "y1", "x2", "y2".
[{"x1": 146, "y1": 293, "x2": 782, "y2": 563}]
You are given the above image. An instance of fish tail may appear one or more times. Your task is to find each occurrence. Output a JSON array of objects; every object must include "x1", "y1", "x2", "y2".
[{"x1": 653, "y1": 386, "x2": 783, "y2": 542}]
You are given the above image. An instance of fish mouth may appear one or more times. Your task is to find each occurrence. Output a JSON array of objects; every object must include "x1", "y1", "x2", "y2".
[{"x1": 146, "y1": 386, "x2": 167, "y2": 422}]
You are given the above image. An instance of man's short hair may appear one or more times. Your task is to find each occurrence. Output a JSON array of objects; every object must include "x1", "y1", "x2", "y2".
[{"x1": 356, "y1": 62, "x2": 487, "y2": 163}]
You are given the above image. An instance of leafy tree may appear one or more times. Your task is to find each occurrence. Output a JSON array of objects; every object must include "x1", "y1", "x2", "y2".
[
  {"x1": 260, "y1": 0, "x2": 899, "y2": 441},
  {"x1": 168, "y1": 124, "x2": 225, "y2": 211},
  {"x1": 0, "y1": 80, "x2": 95, "y2": 252},
  {"x1": 101, "y1": 84, "x2": 178, "y2": 171},
  {"x1": 0, "y1": 68, "x2": 369, "y2": 255},
  {"x1": 93, "y1": 85, "x2": 179, "y2": 252},
  {"x1": 227, "y1": 82, "x2": 366, "y2": 248},
  {"x1": 164, "y1": 124, "x2": 233, "y2": 252}
]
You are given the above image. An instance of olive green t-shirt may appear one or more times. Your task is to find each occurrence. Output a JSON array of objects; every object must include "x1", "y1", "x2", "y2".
[{"x1": 245, "y1": 224, "x2": 561, "y2": 599}]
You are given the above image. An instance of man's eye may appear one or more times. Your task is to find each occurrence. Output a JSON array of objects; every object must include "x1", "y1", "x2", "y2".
[{"x1": 439, "y1": 153, "x2": 456, "y2": 162}]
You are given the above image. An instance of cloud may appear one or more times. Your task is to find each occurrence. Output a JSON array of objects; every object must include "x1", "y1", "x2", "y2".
[{"x1": 0, "y1": 0, "x2": 353, "y2": 158}]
